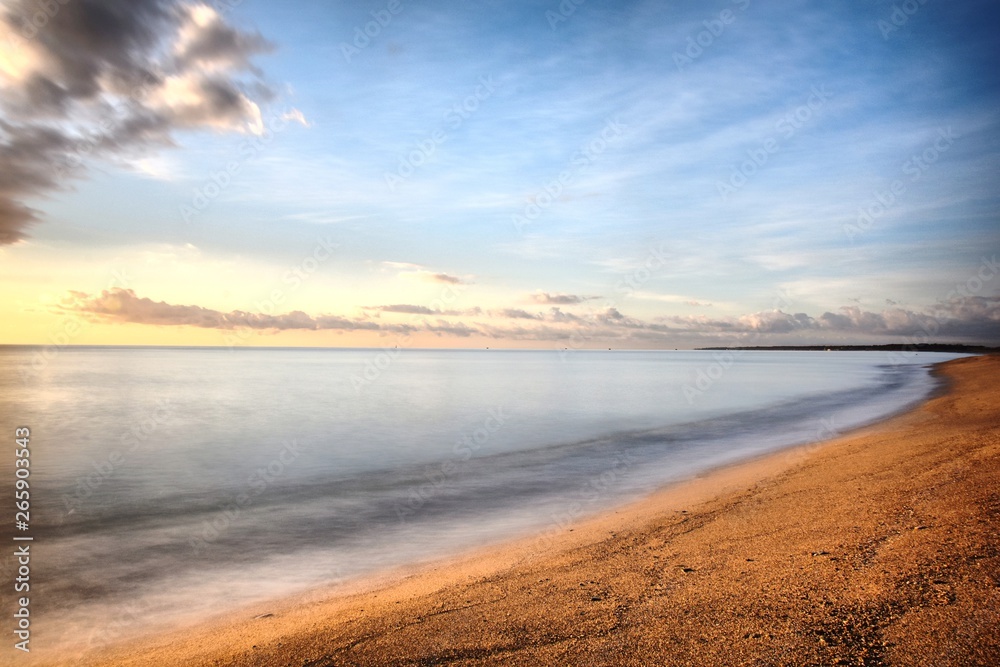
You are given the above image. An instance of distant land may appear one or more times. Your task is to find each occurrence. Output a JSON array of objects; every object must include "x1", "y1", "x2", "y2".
[{"x1": 697, "y1": 344, "x2": 999, "y2": 353}]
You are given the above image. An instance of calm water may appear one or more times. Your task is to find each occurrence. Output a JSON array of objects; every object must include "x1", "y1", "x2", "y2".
[{"x1": 0, "y1": 347, "x2": 966, "y2": 656}]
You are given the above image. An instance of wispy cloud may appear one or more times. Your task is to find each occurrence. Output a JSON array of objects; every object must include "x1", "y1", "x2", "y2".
[
  {"x1": 429, "y1": 272, "x2": 465, "y2": 285},
  {"x1": 365, "y1": 304, "x2": 479, "y2": 317},
  {"x1": 629, "y1": 291, "x2": 714, "y2": 307},
  {"x1": 369, "y1": 304, "x2": 438, "y2": 316},
  {"x1": 381, "y1": 261, "x2": 470, "y2": 284}
]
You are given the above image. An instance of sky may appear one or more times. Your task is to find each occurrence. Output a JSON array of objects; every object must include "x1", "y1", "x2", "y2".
[{"x1": 1, "y1": 0, "x2": 998, "y2": 349}]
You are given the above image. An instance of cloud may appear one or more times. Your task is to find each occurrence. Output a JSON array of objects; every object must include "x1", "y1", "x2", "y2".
[
  {"x1": 663, "y1": 310, "x2": 848, "y2": 335},
  {"x1": 663, "y1": 299, "x2": 1000, "y2": 341},
  {"x1": 531, "y1": 292, "x2": 600, "y2": 305},
  {"x1": 372, "y1": 304, "x2": 437, "y2": 316},
  {"x1": 493, "y1": 308, "x2": 541, "y2": 320},
  {"x1": 64, "y1": 288, "x2": 382, "y2": 331},
  {"x1": 131, "y1": 153, "x2": 183, "y2": 180},
  {"x1": 280, "y1": 108, "x2": 310, "y2": 128},
  {"x1": 366, "y1": 304, "x2": 477, "y2": 317},
  {"x1": 0, "y1": 0, "x2": 282, "y2": 243},
  {"x1": 935, "y1": 295, "x2": 1000, "y2": 323},
  {"x1": 0, "y1": 197, "x2": 38, "y2": 244},
  {"x1": 380, "y1": 262, "x2": 468, "y2": 285},
  {"x1": 381, "y1": 261, "x2": 422, "y2": 271},
  {"x1": 423, "y1": 320, "x2": 479, "y2": 338},
  {"x1": 930, "y1": 296, "x2": 1000, "y2": 339},
  {"x1": 817, "y1": 300, "x2": 1000, "y2": 339},
  {"x1": 429, "y1": 272, "x2": 464, "y2": 284},
  {"x1": 59, "y1": 289, "x2": 1000, "y2": 346},
  {"x1": 630, "y1": 291, "x2": 714, "y2": 307},
  {"x1": 546, "y1": 307, "x2": 584, "y2": 323},
  {"x1": 172, "y1": 3, "x2": 273, "y2": 72}
]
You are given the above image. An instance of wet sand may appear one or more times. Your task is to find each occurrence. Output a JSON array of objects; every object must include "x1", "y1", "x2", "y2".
[{"x1": 75, "y1": 355, "x2": 1000, "y2": 665}]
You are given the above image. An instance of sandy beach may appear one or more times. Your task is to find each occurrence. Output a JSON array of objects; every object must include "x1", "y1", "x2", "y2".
[{"x1": 70, "y1": 355, "x2": 1000, "y2": 666}]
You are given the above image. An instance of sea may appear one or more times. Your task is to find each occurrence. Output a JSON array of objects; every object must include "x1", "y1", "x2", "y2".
[{"x1": 0, "y1": 346, "x2": 969, "y2": 657}]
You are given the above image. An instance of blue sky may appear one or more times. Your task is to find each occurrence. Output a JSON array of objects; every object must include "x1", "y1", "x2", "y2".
[{"x1": 2, "y1": 0, "x2": 999, "y2": 347}]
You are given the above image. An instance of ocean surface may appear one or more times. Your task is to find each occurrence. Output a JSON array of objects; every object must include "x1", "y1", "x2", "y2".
[{"x1": 0, "y1": 347, "x2": 968, "y2": 656}]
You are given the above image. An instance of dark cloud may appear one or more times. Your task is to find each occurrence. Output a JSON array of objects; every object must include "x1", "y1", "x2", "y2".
[
  {"x1": 817, "y1": 300, "x2": 1000, "y2": 339},
  {"x1": 0, "y1": 0, "x2": 279, "y2": 243},
  {"x1": 0, "y1": 197, "x2": 39, "y2": 244},
  {"x1": 6, "y1": 0, "x2": 170, "y2": 112},
  {"x1": 0, "y1": 121, "x2": 79, "y2": 242},
  {"x1": 531, "y1": 292, "x2": 600, "y2": 305},
  {"x1": 932, "y1": 295, "x2": 1000, "y2": 323}
]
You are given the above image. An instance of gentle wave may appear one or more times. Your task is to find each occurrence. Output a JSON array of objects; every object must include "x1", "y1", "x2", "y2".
[{"x1": 0, "y1": 348, "x2": 965, "y2": 654}]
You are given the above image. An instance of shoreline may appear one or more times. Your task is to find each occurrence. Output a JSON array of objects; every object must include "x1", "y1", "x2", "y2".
[{"x1": 52, "y1": 355, "x2": 1000, "y2": 665}]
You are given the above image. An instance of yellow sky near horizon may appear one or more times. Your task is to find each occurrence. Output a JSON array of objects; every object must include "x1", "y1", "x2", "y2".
[
  {"x1": 0, "y1": 307, "x2": 583, "y2": 350},
  {"x1": 1, "y1": 239, "x2": 502, "y2": 348},
  {"x1": 0, "y1": 236, "x2": 681, "y2": 349}
]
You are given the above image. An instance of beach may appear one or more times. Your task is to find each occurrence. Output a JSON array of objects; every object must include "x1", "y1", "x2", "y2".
[{"x1": 59, "y1": 354, "x2": 1000, "y2": 665}]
